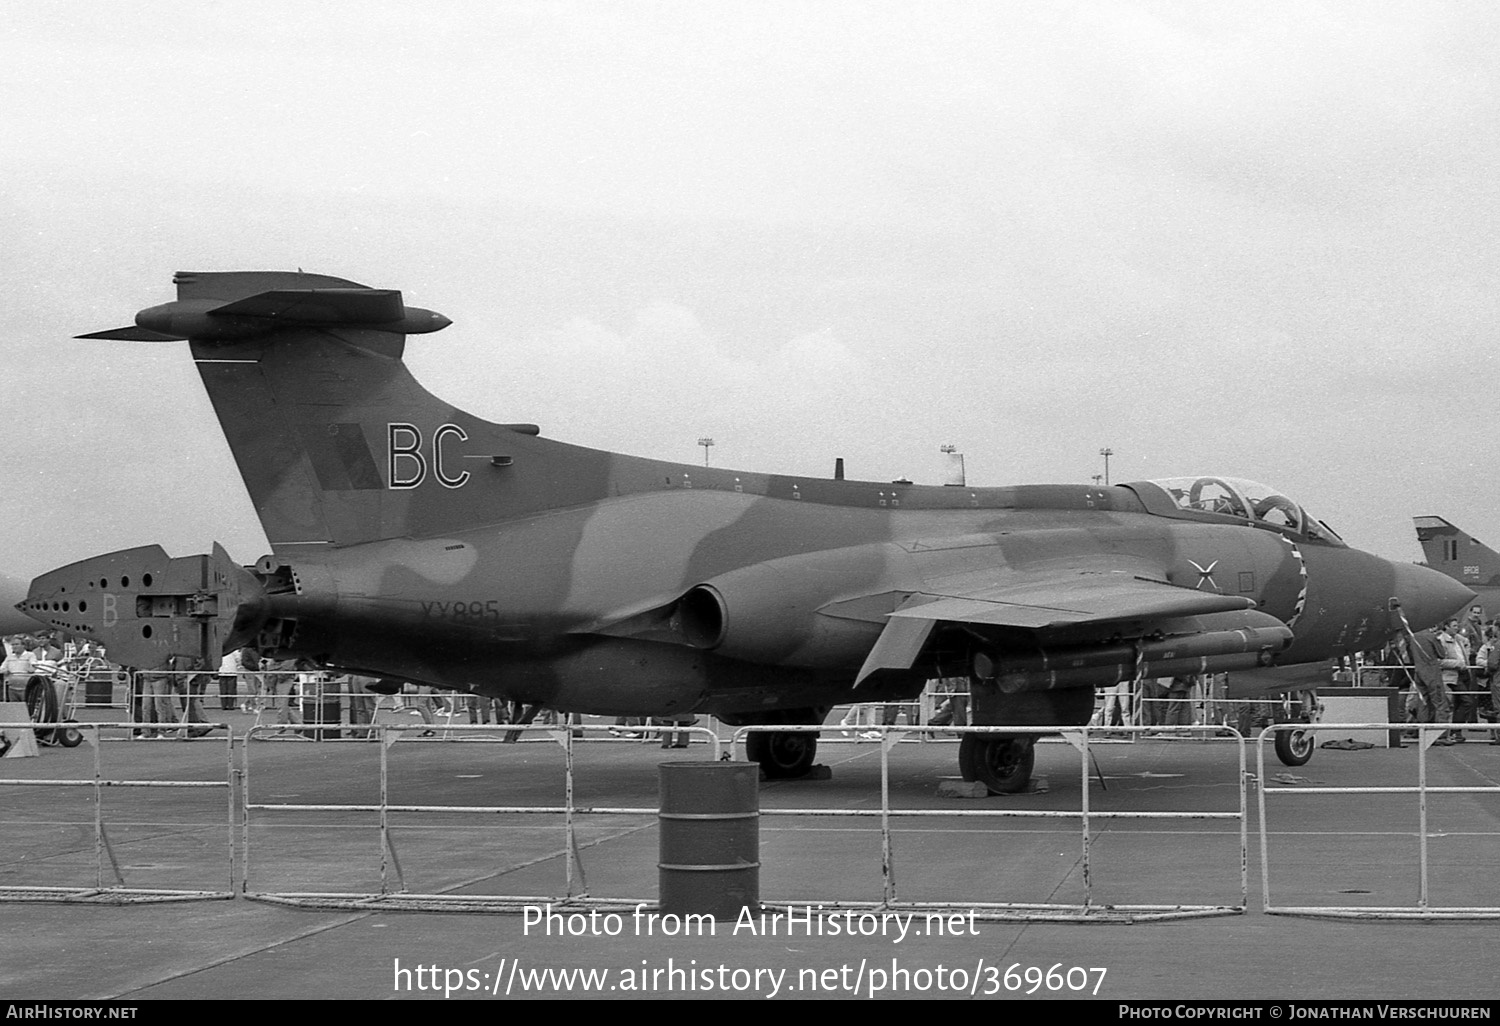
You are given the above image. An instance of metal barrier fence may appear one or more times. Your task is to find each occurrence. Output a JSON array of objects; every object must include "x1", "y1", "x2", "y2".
[
  {"x1": 1353, "y1": 662, "x2": 1495, "y2": 707},
  {"x1": 240, "y1": 721, "x2": 722, "y2": 912},
  {"x1": 45, "y1": 711, "x2": 1500, "y2": 919},
  {"x1": 0, "y1": 721, "x2": 235, "y2": 904},
  {"x1": 121, "y1": 670, "x2": 588, "y2": 739},
  {"x1": 126, "y1": 669, "x2": 341, "y2": 726},
  {"x1": 1257, "y1": 722, "x2": 1500, "y2": 920},
  {"x1": 59, "y1": 668, "x2": 132, "y2": 711},
  {"x1": 729, "y1": 723, "x2": 1248, "y2": 923}
]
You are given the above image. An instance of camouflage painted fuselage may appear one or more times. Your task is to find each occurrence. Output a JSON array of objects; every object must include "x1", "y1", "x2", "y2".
[{"x1": 257, "y1": 478, "x2": 1441, "y2": 719}]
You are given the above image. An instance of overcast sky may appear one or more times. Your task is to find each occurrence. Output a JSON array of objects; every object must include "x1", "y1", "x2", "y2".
[{"x1": 3, "y1": 1, "x2": 1497, "y2": 576}]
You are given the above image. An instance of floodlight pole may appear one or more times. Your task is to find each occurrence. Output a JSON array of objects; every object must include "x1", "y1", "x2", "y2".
[
  {"x1": 698, "y1": 437, "x2": 714, "y2": 467},
  {"x1": 1099, "y1": 447, "x2": 1114, "y2": 486}
]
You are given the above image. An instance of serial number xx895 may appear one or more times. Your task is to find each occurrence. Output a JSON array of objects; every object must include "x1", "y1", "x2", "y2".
[{"x1": 420, "y1": 600, "x2": 502, "y2": 624}]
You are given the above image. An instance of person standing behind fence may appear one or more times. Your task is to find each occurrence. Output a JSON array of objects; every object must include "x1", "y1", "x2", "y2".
[
  {"x1": 275, "y1": 665, "x2": 305, "y2": 730},
  {"x1": 1, "y1": 639, "x2": 36, "y2": 704},
  {"x1": 235, "y1": 648, "x2": 262, "y2": 712},
  {"x1": 1409, "y1": 627, "x2": 1455, "y2": 745},
  {"x1": 1388, "y1": 635, "x2": 1425, "y2": 735},
  {"x1": 1162, "y1": 675, "x2": 1195, "y2": 726},
  {"x1": 929, "y1": 677, "x2": 970, "y2": 729},
  {"x1": 1139, "y1": 677, "x2": 1170, "y2": 727},
  {"x1": 1445, "y1": 619, "x2": 1478, "y2": 738},
  {"x1": 175, "y1": 656, "x2": 213, "y2": 738},
  {"x1": 1438, "y1": 621, "x2": 1472, "y2": 742},
  {"x1": 346, "y1": 675, "x2": 380, "y2": 738},
  {"x1": 401, "y1": 683, "x2": 437, "y2": 735},
  {"x1": 260, "y1": 658, "x2": 295, "y2": 712},
  {"x1": 218, "y1": 648, "x2": 243, "y2": 711},
  {"x1": 138, "y1": 659, "x2": 179, "y2": 739},
  {"x1": 1478, "y1": 625, "x2": 1500, "y2": 744},
  {"x1": 1095, "y1": 678, "x2": 1131, "y2": 730},
  {"x1": 465, "y1": 691, "x2": 492, "y2": 726}
]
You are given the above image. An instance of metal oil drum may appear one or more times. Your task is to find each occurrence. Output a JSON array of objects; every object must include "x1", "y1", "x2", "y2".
[{"x1": 658, "y1": 761, "x2": 759, "y2": 919}]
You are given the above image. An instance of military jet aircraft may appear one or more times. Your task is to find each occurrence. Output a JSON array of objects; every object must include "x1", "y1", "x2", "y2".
[
  {"x1": 1413, "y1": 516, "x2": 1498, "y2": 621},
  {"x1": 20, "y1": 272, "x2": 1473, "y2": 792}
]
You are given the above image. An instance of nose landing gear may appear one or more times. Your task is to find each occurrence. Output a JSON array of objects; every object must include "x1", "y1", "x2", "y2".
[{"x1": 1273, "y1": 689, "x2": 1319, "y2": 767}]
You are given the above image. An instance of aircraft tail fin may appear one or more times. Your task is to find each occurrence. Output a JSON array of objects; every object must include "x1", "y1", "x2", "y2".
[
  {"x1": 80, "y1": 272, "x2": 621, "y2": 556},
  {"x1": 1413, "y1": 516, "x2": 1500, "y2": 595}
]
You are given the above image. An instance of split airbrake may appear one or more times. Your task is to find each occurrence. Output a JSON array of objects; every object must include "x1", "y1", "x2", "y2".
[{"x1": 20, "y1": 272, "x2": 1473, "y2": 792}]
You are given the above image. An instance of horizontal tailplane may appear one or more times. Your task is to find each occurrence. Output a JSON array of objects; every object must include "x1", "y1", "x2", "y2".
[{"x1": 75, "y1": 271, "x2": 450, "y2": 344}]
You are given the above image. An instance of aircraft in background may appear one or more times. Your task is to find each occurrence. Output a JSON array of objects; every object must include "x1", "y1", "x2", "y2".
[
  {"x1": 1413, "y1": 516, "x2": 1498, "y2": 621},
  {"x1": 20, "y1": 272, "x2": 1474, "y2": 792}
]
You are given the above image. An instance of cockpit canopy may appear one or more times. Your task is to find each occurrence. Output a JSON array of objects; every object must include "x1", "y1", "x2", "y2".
[{"x1": 1126, "y1": 476, "x2": 1345, "y2": 546}]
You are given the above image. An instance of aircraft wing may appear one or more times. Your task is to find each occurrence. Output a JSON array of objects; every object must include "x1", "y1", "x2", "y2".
[
  {"x1": 887, "y1": 572, "x2": 1255, "y2": 629},
  {"x1": 852, "y1": 566, "x2": 1259, "y2": 684}
]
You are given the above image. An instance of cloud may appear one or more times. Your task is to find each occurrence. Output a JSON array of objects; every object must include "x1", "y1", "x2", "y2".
[{"x1": 4, "y1": 1, "x2": 1499, "y2": 566}]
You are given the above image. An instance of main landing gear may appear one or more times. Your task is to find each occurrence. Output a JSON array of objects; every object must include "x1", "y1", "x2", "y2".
[
  {"x1": 742, "y1": 708, "x2": 825, "y2": 779},
  {"x1": 955, "y1": 659, "x2": 1096, "y2": 795},
  {"x1": 745, "y1": 730, "x2": 818, "y2": 779},
  {"x1": 958, "y1": 735, "x2": 1036, "y2": 794}
]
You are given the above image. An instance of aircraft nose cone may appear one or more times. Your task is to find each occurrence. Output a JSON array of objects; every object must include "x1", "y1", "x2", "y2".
[{"x1": 1392, "y1": 561, "x2": 1475, "y2": 631}]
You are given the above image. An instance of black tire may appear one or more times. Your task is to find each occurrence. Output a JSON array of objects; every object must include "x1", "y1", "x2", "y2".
[
  {"x1": 745, "y1": 729, "x2": 818, "y2": 779},
  {"x1": 1274, "y1": 725, "x2": 1314, "y2": 766},
  {"x1": 24, "y1": 676, "x2": 60, "y2": 742},
  {"x1": 959, "y1": 735, "x2": 1036, "y2": 794},
  {"x1": 56, "y1": 719, "x2": 83, "y2": 748}
]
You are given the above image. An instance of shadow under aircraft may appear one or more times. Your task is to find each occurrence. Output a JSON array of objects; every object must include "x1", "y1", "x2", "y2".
[{"x1": 21, "y1": 272, "x2": 1474, "y2": 792}]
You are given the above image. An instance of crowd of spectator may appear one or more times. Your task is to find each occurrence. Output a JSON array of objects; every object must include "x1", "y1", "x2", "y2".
[
  {"x1": 1382, "y1": 607, "x2": 1499, "y2": 745},
  {"x1": 7, "y1": 605, "x2": 1497, "y2": 748},
  {"x1": 0, "y1": 633, "x2": 622, "y2": 742}
]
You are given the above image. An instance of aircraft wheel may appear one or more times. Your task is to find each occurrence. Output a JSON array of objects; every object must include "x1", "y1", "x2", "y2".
[
  {"x1": 959, "y1": 735, "x2": 1035, "y2": 794},
  {"x1": 24, "y1": 676, "x2": 59, "y2": 742},
  {"x1": 746, "y1": 729, "x2": 818, "y2": 779},
  {"x1": 1274, "y1": 725, "x2": 1314, "y2": 766}
]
